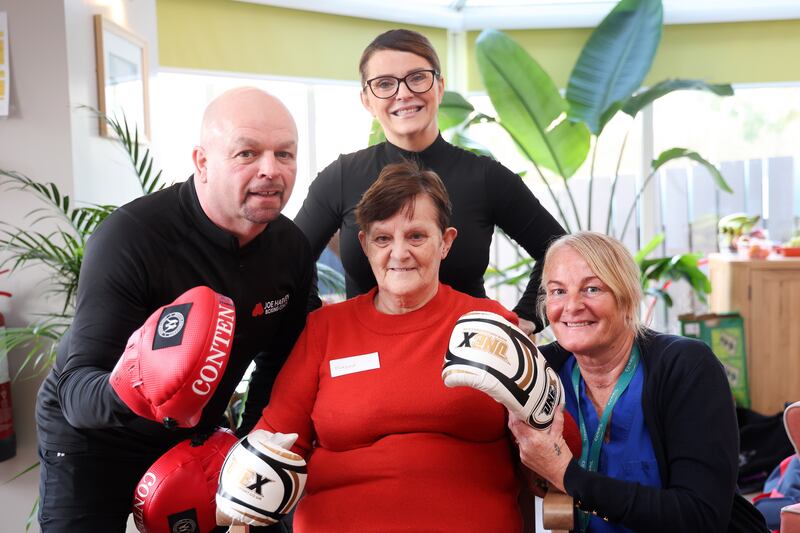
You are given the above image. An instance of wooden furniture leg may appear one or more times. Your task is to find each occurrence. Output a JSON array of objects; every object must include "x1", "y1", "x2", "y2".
[{"x1": 542, "y1": 485, "x2": 574, "y2": 533}]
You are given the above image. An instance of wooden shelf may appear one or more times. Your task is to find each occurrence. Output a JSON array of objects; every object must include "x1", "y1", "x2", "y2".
[{"x1": 709, "y1": 253, "x2": 800, "y2": 414}]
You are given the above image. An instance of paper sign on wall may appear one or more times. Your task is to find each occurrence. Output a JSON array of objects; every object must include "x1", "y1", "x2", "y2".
[{"x1": 0, "y1": 12, "x2": 8, "y2": 117}]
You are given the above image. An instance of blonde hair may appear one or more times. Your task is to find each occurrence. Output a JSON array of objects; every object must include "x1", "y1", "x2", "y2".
[{"x1": 538, "y1": 231, "x2": 645, "y2": 337}]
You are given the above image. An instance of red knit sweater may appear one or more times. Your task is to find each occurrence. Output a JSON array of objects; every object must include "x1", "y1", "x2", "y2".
[{"x1": 256, "y1": 283, "x2": 523, "y2": 532}]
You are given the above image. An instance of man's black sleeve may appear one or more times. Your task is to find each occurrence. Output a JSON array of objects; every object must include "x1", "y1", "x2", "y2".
[{"x1": 55, "y1": 209, "x2": 149, "y2": 429}]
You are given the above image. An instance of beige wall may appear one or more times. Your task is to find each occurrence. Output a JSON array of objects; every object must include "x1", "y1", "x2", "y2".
[
  {"x1": 0, "y1": 1, "x2": 73, "y2": 528},
  {"x1": 0, "y1": 1, "x2": 156, "y2": 531}
]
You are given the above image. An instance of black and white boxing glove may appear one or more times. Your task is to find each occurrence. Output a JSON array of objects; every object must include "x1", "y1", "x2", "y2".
[
  {"x1": 442, "y1": 311, "x2": 563, "y2": 429},
  {"x1": 216, "y1": 429, "x2": 307, "y2": 527}
]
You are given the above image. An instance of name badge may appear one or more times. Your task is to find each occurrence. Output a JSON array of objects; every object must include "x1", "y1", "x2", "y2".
[{"x1": 329, "y1": 352, "x2": 380, "y2": 378}]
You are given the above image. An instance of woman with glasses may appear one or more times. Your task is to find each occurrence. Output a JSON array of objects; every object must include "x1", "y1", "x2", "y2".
[{"x1": 295, "y1": 28, "x2": 565, "y2": 334}]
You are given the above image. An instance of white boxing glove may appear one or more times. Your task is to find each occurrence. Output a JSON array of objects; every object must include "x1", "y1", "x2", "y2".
[
  {"x1": 442, "y1": 311, "x2": 564, "y2": 429},
  {"x1": 215, "y1": 429, "x2": 307, "y2": 527}
]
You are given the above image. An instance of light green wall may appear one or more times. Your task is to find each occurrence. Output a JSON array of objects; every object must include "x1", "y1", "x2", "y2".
[
  {"x1": 466, "y1": 19, "x2": 800, "y2": 91},
  {"x1": 156, "y1": 1, "x2": 800, "y2": 88},
  {"x1": 156, "y1": 0, "x2": 448, "y2": 81}
]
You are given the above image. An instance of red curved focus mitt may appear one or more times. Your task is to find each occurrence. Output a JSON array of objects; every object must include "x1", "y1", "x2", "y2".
[
  {"x1": 110, "y1": 286, "x2": 236, "y2": 428},
  {"x1": 132, "y1": 428, "x2": 238, "y2": 533}
]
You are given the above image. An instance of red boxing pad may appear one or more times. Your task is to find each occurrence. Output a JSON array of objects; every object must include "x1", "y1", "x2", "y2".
[
  {"x1": 132, "y1": 428, "x2": 238, "y2": 533},
  {"x1": 110, "y1": 286, "x2": 236, "y2": 428}
]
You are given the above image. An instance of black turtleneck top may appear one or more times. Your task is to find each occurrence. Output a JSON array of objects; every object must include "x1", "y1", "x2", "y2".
[
  {"x1": 36, "y1": 178, "x2": 313, "y2": 455},
  {"x1": 294, "y1": 135, "x2": 565, "y2": 328}
]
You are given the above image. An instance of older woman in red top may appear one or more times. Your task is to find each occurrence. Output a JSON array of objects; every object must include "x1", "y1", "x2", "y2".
[{"x1": 255, "y1": 160, "x2": 525, "y2": 531}]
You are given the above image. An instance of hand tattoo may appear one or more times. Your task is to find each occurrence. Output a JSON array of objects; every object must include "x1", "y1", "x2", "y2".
[{"x1": 553, "y1": 442, "x2": 562, "y2": 456}]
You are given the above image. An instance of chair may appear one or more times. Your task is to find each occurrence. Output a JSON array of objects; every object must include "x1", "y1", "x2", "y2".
[
  {"x1": 542, "y1": 486, "x2": 574, "y2": 532},
  {"x1": 780, "y1": 401, "x2": 800, "y2": 532},
  {"x1": 782, "y1": 503, "x2": 800, "y2": 532}
]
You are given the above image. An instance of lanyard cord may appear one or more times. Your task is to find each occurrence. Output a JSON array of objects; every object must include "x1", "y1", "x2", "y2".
[{"x1": 571, "y1": 344, "x2": 640, "y2": 532}]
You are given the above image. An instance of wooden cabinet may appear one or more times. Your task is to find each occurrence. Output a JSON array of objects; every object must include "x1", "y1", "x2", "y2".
[{"x1": 709, "y1": 254, "x2": 800, "y2": 414}]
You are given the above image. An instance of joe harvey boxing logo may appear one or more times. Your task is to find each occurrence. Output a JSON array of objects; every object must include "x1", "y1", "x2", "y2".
[{"x1": 251, "y1": 294, "x2": 290, "y2": 317}]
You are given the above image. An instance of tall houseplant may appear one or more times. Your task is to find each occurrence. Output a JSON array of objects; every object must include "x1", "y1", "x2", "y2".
[
  {"x1": 467, "y1": 0, "x2": 733, "y2": 309},
  {"x1": 0, "y1": 116, "x2": 163, "y2": 377}
]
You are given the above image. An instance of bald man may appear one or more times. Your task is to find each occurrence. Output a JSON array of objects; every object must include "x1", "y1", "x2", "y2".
[{"x1": 35, "y1": 88, "x2": 313, "y2": 532}]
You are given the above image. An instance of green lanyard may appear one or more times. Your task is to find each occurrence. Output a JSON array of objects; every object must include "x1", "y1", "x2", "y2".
[{"x1": 571, "y1": 344, "x2": 640, "y2": 532}]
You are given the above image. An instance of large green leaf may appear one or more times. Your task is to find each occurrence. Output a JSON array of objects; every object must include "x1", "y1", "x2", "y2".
[
  {"x1": 367, "y1": 118, "x2": 386, "y2": 147},
  {"x1": 476, "y1": 29, "x2": 590, "y2": 178},
  {"x1": 566, "y1": 0, "x2": 663, "y2": 134},
  {"x1": 634, "y1": 233, "x2": 664, "y2": 264},
  {"x1": 438, "y1": 91, "x2": 474, "y2": 131},
  {"x1": 449, "y1": 130, "x2": 494, "y2": 159},
  {"x1": 652, "y1": 148, "x2": 733, "y2": 193},
  {"x1": 640, "y1": 252, "x2": 711, "y2": 305},
  {"x1": 623, "y1": 79, "x2": 734, "y2": 117}
]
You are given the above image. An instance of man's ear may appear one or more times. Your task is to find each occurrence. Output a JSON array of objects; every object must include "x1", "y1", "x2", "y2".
[
  {"x1": 441, "y1": 227, "x2": 457, "y2": 259},
  {"x1": 192, "y1": 146, "x2": 207, "y2": 183}
]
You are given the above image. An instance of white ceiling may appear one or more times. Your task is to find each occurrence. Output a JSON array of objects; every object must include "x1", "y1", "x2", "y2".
[{"x1": 235, "y1": 0, "x2": 800, "y2": 30}]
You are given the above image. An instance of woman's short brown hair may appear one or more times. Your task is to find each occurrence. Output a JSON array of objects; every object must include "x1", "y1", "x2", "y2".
[
  {"x1": 358, "y1": 29, "x2": 441, "y2": 85},
  {"x1": 355, "y1": 159, "x2": 451, "y2": 233},
  {"x1": 538, "y1": 231, "x2": 645, "y2": 337}
]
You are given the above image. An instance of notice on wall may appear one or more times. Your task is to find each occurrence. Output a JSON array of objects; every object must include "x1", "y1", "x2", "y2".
[{"x1": 0, "y1": 12, "x2": 8, "y2": 116}]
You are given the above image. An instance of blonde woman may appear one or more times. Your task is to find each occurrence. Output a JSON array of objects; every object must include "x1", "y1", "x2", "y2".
[{"x1": 510, "y1": 232, "x2": 767, "y2": 533}]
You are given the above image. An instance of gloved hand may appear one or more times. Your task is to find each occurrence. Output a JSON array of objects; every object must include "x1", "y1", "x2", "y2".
[
  {"x1": 442, "y1": 310, "x2": 563, "y2": 429},
  {"x1": 442, "y1": 311, "x2": 582, "y2": 496},
  {"x1": 110, "y1": 286, "x2": 236, "y2": 428},
  {"x1": 132, "y1": 428, "x2": 238, "y2": 533},
  {"x1": 216, "y1": 429, "x2": 307, "y2": 527}
]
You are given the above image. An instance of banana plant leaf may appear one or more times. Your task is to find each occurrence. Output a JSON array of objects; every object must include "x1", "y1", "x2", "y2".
[
  {"x1": 640, "y1": 252, "x2": 711, "y2": 304},
  {"x1": 652, "y1": 148, "x2": 732, "y2": 193},
  {"x1": 634, "y1": 233, "x2": 665, "y2": 264},
  {"x1": 622, "y1": 79, "x2": 734, "y2": 118},
  {"x1": 620, "y1": 148, "x2": 732, "y2": 239},
  {"x1": 448, "y1": 130, "x2": 494, "y2": 159},
  {"x1": 476, "y1": 29, "x2": 590, "y2": 178},
  {"x1": 566, "y1": 0, "x2": 663, "y2": 134},
  {"x1": 438, "y1": 91, "x2": 475, "y2": 131}
]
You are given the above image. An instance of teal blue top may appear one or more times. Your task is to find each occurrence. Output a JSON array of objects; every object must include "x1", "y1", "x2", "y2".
[{"x1": 561, "y1": 352, "x2": 662, "y2": 533}]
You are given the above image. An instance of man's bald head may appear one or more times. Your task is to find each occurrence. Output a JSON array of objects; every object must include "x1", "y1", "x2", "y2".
[
  {"x1": 199, "y1": 87, "x2": 297, "y2": 147},
  {"x1": 192, "y1": 87, "x2": 299, "y2": 246}
]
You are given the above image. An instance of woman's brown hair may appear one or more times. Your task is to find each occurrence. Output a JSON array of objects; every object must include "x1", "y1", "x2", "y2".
[
  {"x1": 355, "y1": 159, "x2": 451, "y2": 233},
  {"x1": 358, "y1": 29, "x2": 441, "y2": 85}
]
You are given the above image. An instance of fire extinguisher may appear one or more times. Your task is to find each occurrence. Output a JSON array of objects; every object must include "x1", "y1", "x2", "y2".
[{"x1": 0, "y1": 269, "x2": 15, "y2": 462}]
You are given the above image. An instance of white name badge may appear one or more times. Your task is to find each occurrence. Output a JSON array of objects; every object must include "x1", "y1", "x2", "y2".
[{"x1": 329, "y1": 352, "x2": 380, "y2": 378}]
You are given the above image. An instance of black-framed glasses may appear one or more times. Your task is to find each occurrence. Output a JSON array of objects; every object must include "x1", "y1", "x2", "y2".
[{"x1": 364, "y1": 69, "x2": 439, "y2": 99}]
